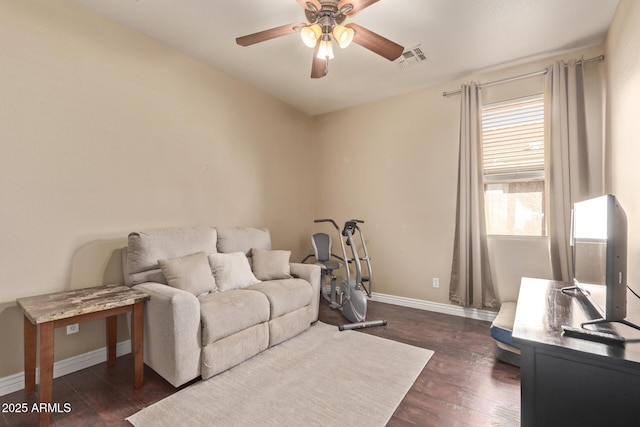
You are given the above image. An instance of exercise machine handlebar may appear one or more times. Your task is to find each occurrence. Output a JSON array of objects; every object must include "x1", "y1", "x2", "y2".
[{"x1": 314, "y1": 219, "x2": 340, "y2": 231}]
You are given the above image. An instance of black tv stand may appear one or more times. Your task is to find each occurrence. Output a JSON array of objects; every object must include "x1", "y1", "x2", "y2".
[{"x1": 513, "y1": 278, "x2": 640, "y2": 427}]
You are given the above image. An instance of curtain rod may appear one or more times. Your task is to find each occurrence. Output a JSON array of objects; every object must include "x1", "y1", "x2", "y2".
[{"x1": 442, "y1": 54, "x2": 605, "y2": 97}]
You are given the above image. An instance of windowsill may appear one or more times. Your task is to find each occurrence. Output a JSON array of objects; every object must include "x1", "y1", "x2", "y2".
[{"x1": 487, "y1": 234, "x2": 548, "y2": 242}]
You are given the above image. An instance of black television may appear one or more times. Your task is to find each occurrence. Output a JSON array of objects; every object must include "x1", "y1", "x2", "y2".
[{"x1": 568, "y1": 194, "x2": 638, "y2": 330}]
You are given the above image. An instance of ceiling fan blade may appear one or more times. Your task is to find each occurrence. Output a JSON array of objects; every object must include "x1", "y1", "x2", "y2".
[
  {"x1": 296, "y1": 0, "x2": 321, "y2": 11},
  {"x1": 338, "y1": 0, "x2": 380, "y2": 15},
  {"x1": 236, "y1": 22, "x2": 306, "y2": 47},
  {"x1": 345, "y1": 23, "x2": 404, "y2": 61},
  {"x1": 311, "y1": 43, "x2": 328, "y2": 78}
]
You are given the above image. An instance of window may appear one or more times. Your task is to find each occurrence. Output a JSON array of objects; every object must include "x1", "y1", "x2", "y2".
[{"x1": 482, "y1": 94, "x2": 546, "y2": 236}]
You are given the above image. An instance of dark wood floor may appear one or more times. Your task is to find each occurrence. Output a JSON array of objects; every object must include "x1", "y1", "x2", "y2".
[{"x1": 1, "y1": 300, "x2": 520, "y2": 426}]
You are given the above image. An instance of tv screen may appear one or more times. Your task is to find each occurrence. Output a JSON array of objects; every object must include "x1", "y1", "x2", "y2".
[{"x1": 572, "y1": 194, "x2": 627, "y2": 322}]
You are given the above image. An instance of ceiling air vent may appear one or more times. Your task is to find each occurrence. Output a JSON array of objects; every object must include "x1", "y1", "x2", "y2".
[{"x1": 395, "y1": 45, "x2": 427, "y2": 69}]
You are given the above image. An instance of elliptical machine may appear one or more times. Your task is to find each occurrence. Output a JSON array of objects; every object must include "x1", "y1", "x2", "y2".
[{"x1": 306, "y1": 219, "x2": 387, "y2": 331}]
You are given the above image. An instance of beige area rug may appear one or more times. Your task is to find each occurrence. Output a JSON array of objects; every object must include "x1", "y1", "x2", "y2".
[{"x1": 128, "y1": 321, "x2": 433, "y2": 427}]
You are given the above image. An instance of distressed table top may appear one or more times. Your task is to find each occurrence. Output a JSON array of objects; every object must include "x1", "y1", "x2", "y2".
[{"x1": 16, "y1": 284, "x2": 149, "y2": 324}]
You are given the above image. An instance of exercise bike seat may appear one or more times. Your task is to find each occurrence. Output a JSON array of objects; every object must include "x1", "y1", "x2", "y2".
[
  {"x1": 310, "y1": 233, "x2": 340, "y2": 272},
  {"x1": 319, "y1": 260, "x2": 341, "y2": 271},
  {"x1": 301, "y1": 233, "x2": 342, "y2": 273}
]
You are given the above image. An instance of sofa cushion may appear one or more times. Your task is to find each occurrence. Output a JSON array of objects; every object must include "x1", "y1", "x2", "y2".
[
  {"x1": 247, "y1": 279, "x2": 313, "y2": 319},
  {"x1": 216, "y1": 227, "x2": 271, "y2": 256},
  {"x1": 490, "y1": 301, "x2": 519, "y2": 349},
  {"x1": 199, "y1": 289, "x2": 270, "y2": 344},
  {"x1": 127, "y1": 227, "x2": 217, "y2": 275},
  {"x1": 158, "y1": 252, "x2": 217, "y2": 297},
  {"x1": 251, "y1": 248, "x2": 292, "y2": 280},
  {"x1": 208, "y1": 252, "x2": 261, "y2": 291}
]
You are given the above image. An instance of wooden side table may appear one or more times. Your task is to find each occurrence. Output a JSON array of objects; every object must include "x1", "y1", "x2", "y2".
[{"x1": 16, "y1": 285, "x2": 150, "y2": 427}]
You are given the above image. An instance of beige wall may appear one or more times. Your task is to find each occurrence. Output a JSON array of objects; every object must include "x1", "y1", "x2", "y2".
[
  {"x1": 605, "y1": 0, "x2": 640, "y2": 295},
  {"x1": 313, "y1": 45, "x2": 605, "y2": 305},
  {"x1": 0, "y1": 0, "x2": 314, "y2": 377}
]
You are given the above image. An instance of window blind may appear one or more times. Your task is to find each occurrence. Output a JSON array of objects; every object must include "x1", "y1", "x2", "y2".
[{"x1": 482, "y1": 95, "x2": 544, "y2": 181}]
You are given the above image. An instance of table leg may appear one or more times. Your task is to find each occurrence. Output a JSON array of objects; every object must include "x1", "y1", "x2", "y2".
[
  {"x1": 23, "y1": 316, "x2": 37, "y2": 395},
  {"x1": 131, "y1": 301, "x2": 144, "y2": 389},
  {"x1": 106, "y1": 315, "x2": 117, "y2": 367},
  {"x1": 39, "y1": 321, "x2": 54, "y2": 427}
]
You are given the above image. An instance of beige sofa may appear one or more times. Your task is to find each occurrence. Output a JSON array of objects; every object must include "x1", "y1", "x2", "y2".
[{"x1": 122, "y1": 226, "x2": 321, "y2": 387}]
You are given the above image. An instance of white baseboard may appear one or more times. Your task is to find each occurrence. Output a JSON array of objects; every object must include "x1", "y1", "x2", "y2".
[
  {"x1": 0, "y1": 340, "x2": 131, "y2": 397},
  {"x1": 371, "y1": 292, "x2": 498, "y2": 323}
]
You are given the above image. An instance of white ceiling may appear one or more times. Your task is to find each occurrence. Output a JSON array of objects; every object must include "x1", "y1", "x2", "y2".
[{"x1": 73, "y1": 0, "x2": 619, "y2": 116}]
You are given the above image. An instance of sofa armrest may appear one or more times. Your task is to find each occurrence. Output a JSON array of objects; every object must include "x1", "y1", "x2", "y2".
[
  {"x1": 290, "y1": 263, "x2": 321, "y2": 323},
  {"x1": 132, "y1": 282, "x2": 202, "y2": 387}
]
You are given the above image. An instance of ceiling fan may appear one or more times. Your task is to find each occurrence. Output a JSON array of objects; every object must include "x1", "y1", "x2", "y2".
[{"x1": 235, "y1": 0, "x2": 404, "y2": 78}]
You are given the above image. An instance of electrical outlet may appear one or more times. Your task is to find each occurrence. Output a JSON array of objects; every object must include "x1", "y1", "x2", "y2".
[
  {"x1": 66, "y1": 323, "x2": 79, "y2": 335},
  {"x1": 432, "y1": 278, "x2": 440, "y2": 288}
]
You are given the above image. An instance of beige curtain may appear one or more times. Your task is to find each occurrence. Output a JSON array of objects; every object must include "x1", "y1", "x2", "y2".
[
  {"x1": 450, "y1": 83, "x2": 497, "y2": 309},
  {"x1": 546, "y1": 60, "x2": 591, "y2": 283}
]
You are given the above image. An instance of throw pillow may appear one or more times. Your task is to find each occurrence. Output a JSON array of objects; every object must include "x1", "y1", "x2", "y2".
[
  {"x1": 251, "y1": 248, "x2": 292, "y2": 280},
  {"x1": 158, "y1": 252, "x2": 217, "y2": 297},
  {"x1": 208, "y1": 252, "x2": 261, "y2": 291}
]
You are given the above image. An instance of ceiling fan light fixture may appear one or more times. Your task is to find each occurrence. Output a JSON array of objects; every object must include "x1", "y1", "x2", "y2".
[
  {"x1": 235, "y1": 0, "x2": 404, "y2": 79},
  {"x1": 317, "y1": 37, "x2": 334, "y2": 60},
  {"x1": 300, "y1": 24, "x2": 322, "y2": 48},
  {"x1": 332, "y1": 24, "x2": 354, "y2": 49}
]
